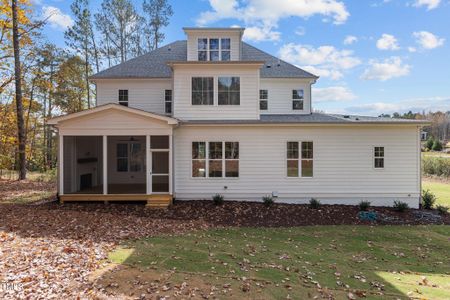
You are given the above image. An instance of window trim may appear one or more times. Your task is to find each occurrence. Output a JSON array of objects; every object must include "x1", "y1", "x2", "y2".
[
  {"x1": 259, "y1": 89, "x2": 268, "y2": 111},
  {"x1": 373, "y1": 146, "x2": 385, "y2": 170},
  {"x1": 292, "y1": 89, "x2": 304, "y2": 111},
  {"x1": 197, "y1": 37, "x2": 231, "y2": 61},
  {"x1": 218, "y1": 76, "x2": 240, "y2": 105},
  {"x1": 286, "y1": 141, "x2": 314, "y2": 178},
  {"x1": 164, "y1": 89, "x2": 172, "y2": 115},
  {"x1": 118, "y1": 89, "x2": 128, "y2": 106},
  {"x1": 191, "y1": 141, "x2": 240, "y2": 179}
]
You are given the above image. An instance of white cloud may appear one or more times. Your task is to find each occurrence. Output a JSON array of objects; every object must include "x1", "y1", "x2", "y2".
[
  {"x1": 413, "y1": 0, "x2": 441, "y2": 10},
  {"x1": 42, "y1": 6, "x2": 74, "y2": 30},
  {"x1": 312, "y1": 86, "x2": 357, "y2": 102},
  {"x1": 243, "y1": 26, "x2": 281, "y2": 42},
  {"x1": 196, "y1": 0, "x2": 349, "y2": 41},
  {"x1": 361, "y1": 57, "x2": 411, "y2": 81},
  {"x1": 408, "y1": 46, "x2": 417, "y2": 52},
  {"x1": 343, "y1": 35, "x2": 357, "y2": 45},
  {"x1": 279, "y1": 43, "x2": 361, "y2": 80},
  {"x1": 346, "y1": 96, "x2": 450, "y2": 115},
  {"x1": 413, "y1": 31, "x2": 445, "y2": 49},
  {"x1": 376, "y1": 34, "x2": 400, "y2": 50}
]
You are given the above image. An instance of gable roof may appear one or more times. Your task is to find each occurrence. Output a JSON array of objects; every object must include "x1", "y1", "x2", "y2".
[
  {"x1": 47, "y1": 103, "x2": 179, "y2": 125},
  {"x1": 90, "y1": 40, "x2": 317, "y2": 80}
]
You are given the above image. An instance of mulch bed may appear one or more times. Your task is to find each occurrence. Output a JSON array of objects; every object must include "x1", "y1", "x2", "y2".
[{"x1": 0, "y1": 199, "x2": 448, "y2": 298}]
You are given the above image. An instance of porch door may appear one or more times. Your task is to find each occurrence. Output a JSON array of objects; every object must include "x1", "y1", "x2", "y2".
[{"x1": 149, "y1": 136, "x2": 170, "y2": 193}]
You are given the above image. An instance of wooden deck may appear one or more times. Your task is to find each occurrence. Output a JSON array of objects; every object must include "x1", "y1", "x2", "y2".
[{"x1": 59, "y1": 193, "x2": 173, "y2": 208}]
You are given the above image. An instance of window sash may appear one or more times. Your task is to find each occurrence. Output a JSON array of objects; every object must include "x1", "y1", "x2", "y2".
[
  {"x1": 197, "y1": 38, "x2": 231, "y2": 61},
  {"x1": 118, "y1": 90, "x2": 128, "y2": 106},
  {"x1": 192, "y1": 141, "x2": 239, "y2": 178},
  {"x1": 287, "y1": 141, "x2": 313, "y2": 177},
  {"x1": 192, "y1": 77, "x2": 214, "y2": 105},
  {"x1": 259, "y1": 89, "x2": 268, "y2": 110},
  {"x1": 165, "y1": 90, "x2": 172, "y2": 114},
  {"x1": 374, "y1": 147, "x2": 385, "y2": 168},
  {"x1": 218, "y1": 77, "x2": 240, "y2": 105}
]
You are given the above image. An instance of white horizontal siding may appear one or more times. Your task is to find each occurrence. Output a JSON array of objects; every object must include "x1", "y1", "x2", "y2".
[
  {"x1": 186, "y1": 31, "x2": 241, "y2": 61},
  {"x1": 96, "y1": 79, "x2": 172, "y2": 114},
  {"x1": 172, "y1": 65, "x2": 259, "y2": 120},
  {"x1": 259, "y1": 78, "x2": 312, "y2": 115},
  {"x1": 174, "y1": 125, "x2": 421, "y2": 207}
]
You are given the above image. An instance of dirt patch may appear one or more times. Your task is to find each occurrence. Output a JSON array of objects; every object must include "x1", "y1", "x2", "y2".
[{"x1": 0, "y1": 199, "x2": 448, "y2": 298}]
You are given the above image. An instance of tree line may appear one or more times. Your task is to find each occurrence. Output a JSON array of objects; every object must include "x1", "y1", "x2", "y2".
[
  {"x1": 1, "y1": 0, "x2": 173, "y2": 179},
  {"x1": 379, "y1": 111, "x2": 450, "y2": 143}
]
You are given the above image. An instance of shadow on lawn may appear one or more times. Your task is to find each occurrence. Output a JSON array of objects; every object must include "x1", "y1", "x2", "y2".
[{"x1": 92, "y1": 226, "x2": 450, "y2": 299}]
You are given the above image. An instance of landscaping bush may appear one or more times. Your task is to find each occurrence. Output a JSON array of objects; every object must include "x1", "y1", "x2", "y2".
[
  {"x1": 262, "y1": 195, "x2": 274, "y2": 207},
  {"x1": 358, "y1": 200, "x2": 371, "y2": 211},
  {"x1": 432, "y1": 140, "x2": 443, "y2": 151},
  {"x1": 212, "y1": 194, "x2": 224, "y2": 205},
  {"x1": 421, "y1": 189, "x2": 436, "y2": 209},
  {"x1": 422, "y1": 156, "x2": 450, "y2": 177},
  {"x1": 393, "y1": 201, "x2": 409, "y2": 212},
  {"x1": 425, "y1": 137, "x2": 434, "y2": 150},
  {"x1": 436, "y1": 205, "x2": 449, "y2": 215},
  {"x1": 309, "y1": 198, "x2": 321, "y2": 209}
]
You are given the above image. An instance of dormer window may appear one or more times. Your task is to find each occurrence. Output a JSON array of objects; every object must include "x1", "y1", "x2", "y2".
[
  {"x1": 292, "y1": 89, "x2": 304, "y2": 110},
  {"x1": 198, "y1": 38, "x2": 231, "y2": 61}
]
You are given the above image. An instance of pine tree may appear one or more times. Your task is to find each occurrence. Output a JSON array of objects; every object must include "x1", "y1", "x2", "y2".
[{"x1": 142, "y1": 0, "x2": 173, "y2": 50}]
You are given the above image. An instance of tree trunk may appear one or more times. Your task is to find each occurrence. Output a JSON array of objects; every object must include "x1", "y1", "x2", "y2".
[
  {"x1": 85, "y1": 49, "x2": 90, "y2": 109},
  {"x1": 12, "y1": 0, "x2": 26, "y2": 180}
]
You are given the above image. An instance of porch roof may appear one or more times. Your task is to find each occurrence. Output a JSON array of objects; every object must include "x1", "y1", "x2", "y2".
[{"x1": 48, "y1": 103, "x2": 179, "y2": 126}]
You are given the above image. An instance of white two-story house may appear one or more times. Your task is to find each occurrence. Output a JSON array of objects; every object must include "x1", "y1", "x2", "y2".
[{"x1": 49, "y1": 27, "x2": 428, "y2": 208}]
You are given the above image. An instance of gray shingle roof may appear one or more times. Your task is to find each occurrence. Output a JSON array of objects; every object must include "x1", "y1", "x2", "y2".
[
  {"x1": 90, "y1": 40, "x2": 317, "y2": 79},
  {"x1": 181, "y1": 113, "x2": 429, "y2": 125}
]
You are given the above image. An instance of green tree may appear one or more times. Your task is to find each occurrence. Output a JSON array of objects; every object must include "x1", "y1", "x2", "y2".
[
  {"x1": 142, "y1": 0, "x2": 173, "y2": 50},
  {"x1": 53, "y1": 55, "x2": 88, "y2": 114},
  {"x1": 65, "y1": 0, "x2": 99, "y2": 109},
  {"x1": 426, "y1": 136, "x2": 434, "y2": 150},
  {"x1": 432, "y1": 139, "x2": 443, "y2": 151}
]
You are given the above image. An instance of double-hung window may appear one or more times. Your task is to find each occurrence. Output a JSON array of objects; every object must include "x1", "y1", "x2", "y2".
[
  {"x1": 197, "y1": 38, "x2": 231, "y2": 61},
  {"x1": 259, "y1": 89, "x2": 268, "y2": 110},
  {"x1": 292, "y1": 89, "x2": 304, "y2": 110},
  {"x1": 118, "y1": 89, "x2": 128, "y2": 106},
  {"x1": 218, "y1": 77, "x2": 240, "y2": 105},
  {"x1": 192, "y1": 77, "x2": 214, "y2": 105},
  {"x1": 287, "y1": 141, "x2": 313, "y2": 177},
  {"x1": 374, "y1": 146, "x2": 385, "y2": 169},
  {"x1": 164, "y1": 90, "x2": 172, "y2": 114},
  {"x1": 192, "y1": 142, "x2": 239, "y2": 178}
]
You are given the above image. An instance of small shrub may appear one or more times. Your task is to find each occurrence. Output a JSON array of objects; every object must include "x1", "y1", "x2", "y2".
[
  {"x1": 262, "y1": 195, "x2": 274, "y2": 207},
  {"x1": 393, "y1": 200, "x2": 409, "y2": 212},
  {"x1": 309, "y1": 198, "x2": 321, "y2": 209},
  {"x1": 436, "y1": 205, "x2": 449, "y2": 215},
  {"x1": 359, "y1": 200, "x2": 371, "y2": 211},
  {"x1": 421, "y1": 189, "x2": 436, "y2": 209},
  {"x1": 432, "y1": 140, "x2": 443, "y2": 151},
  {"x1": 425, "y1": 137, "x2": 434, "y2": 150},
  {"x1": 212, "y1": 194, "x2": 224, "y2": 205}
]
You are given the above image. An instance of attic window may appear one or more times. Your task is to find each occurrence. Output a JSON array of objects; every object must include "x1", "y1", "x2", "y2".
[
  {"x1": 197, "y1": 38, "x2": 231, "y2": 61},
  {"x1": 118, "y1": 90, "x2": 128, "y2": 107}
]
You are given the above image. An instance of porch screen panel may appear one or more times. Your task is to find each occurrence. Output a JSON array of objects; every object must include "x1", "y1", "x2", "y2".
[{"x1": 63, "y1": 136, "x2": 103, "y2": 194}]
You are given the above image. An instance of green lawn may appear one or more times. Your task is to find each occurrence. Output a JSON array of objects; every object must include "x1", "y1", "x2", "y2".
[
  {"x1": 422, "y1": 152, "x2": 450, "y2": 158},
  {"x1": 106, "y1": 226, "x2": 450, "y2": 299},
  {"x1": 423, "y1": 180, "x2": 450, "y2": 207}
]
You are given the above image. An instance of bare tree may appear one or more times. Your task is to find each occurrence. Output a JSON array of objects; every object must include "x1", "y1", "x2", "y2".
[{"x1": 142, "y1": 0, "x2": 173, "y2": 50}]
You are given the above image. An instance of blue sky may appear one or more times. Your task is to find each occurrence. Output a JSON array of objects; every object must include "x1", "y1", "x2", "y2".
[{"x1": 35, "y1": 0, "x2": 449, "y2": 116}]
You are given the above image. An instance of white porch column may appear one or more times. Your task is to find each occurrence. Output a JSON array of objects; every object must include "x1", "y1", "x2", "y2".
[
  {"x1": 59, "y1": 135, "x2": 64, "y2": 195},
  {"x1": 146, "y1": 135, "x2": 151, "y2": 194},
  {"x1": 169, "y1": 134, "x2": 173, "y2": 195},
  {"x1": 103, "y1": 136, "x2": 107, "y2": 195}
]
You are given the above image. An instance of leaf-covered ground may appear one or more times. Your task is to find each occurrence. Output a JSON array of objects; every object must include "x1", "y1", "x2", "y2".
[
  {"x1": 0, "y1": 178, "x2": 55, "y2": 204},
  {"x1": 102, "y1": 226, "x2": 450, "y2": 299}
]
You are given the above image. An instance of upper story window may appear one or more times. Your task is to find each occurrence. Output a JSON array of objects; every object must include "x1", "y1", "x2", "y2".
[
  {"x1": 165, "y1": 90, "x2": 172, "y2": 114},
  {"x1": 198, "y1": 38, "x2": 231, "y2": 61},
  {"x1": 118, "y1": 89, "x2": 128, "y2": 106},
  {"x1": 374, "y1": 146, "x2": 384, "y2": 169},
  {"x1": 192, "y1": 77, "x2": 214, "y2": 105},
  {"x1": 259, "y1": 89, "x2": 268, "y2": 110},
  {"x1": 292, "y1": 89, "x2": 304, "y2": 110},
  {"x1": 218, "y1": 77, "x2": 240, "y2": 105}
]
